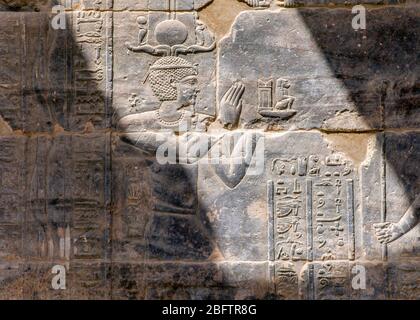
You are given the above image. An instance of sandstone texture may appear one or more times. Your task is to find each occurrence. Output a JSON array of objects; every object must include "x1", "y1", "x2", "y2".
[{"x1": 0, "y1": 0, "x2": 418, "y2": 299}]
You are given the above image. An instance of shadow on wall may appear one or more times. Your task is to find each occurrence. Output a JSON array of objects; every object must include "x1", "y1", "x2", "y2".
[
  {"x1": 0, "y1": 0, "x2": 115, "y2": 299},
  {"x1": 0, "y1": 0, "x2": 418, "y2": 299},
  {"x1": 296, "y1": 7, "x2": 419, "y2": 258}
]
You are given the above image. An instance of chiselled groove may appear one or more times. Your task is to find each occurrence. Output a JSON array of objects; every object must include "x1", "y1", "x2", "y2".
[
  {"x1": 346, "y1": 179, "x2": 355, "y2": 261},
  {"x1": 306, "y1": 179, "x2": 313, "y2": 262}
]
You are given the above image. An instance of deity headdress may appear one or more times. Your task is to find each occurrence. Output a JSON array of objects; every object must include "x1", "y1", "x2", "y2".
[
  {"x1": 148, "y1": 56, "x2": 198, "y2": 101},
  {"x1": 126, "y1": 2, "x2": 214, "y2": 101}
]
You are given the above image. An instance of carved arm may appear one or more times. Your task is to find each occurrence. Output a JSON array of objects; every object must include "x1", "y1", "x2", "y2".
[{"x1": 374, "y1": 194, "x2": 420, "y2": 244}]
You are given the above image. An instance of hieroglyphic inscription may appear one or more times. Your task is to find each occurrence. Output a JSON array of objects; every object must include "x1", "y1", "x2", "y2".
[
  {"x1": 71, "y1": 11, "x2": 112, "y2": 129},
  {"x1": 71, "y1": 134, "x2": 109, "y2": 260},
  {"x1": 0, "y1": 137, "x2": 25, "y2": 259},
  {"x1": 270, "y1": 153, "x2": 355, "y2": 261},
  {"x1": 258, "y1": 78, "x2": 297, "y2": 119},
  {"x1": 268, "y1": 152, "x2": 356, "y2": 295},
  {"x1": 0, "y1": 16, "x2": 22, "y2": 129},
  {"x1": 313, "y1": 262, "x2": 351, "y2": 299}
]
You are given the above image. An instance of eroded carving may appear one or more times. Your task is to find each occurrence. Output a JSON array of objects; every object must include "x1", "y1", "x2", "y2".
[
  {"x1": 374, "y1": 195, "x2": 420, "y2": 244},
  {"x1": 126, "y1": 16, "x2": 215, "y2": 57},
  {"x1": 258, "y1": 78, "x2": 297, "y2": 119},
  {"x1": 269, "y1": 153, "x2": 356, "y2": 262},
  {"x1": 118, "y1": 6, "x2": 259, "y2": 191},
  {"x1": 239, "y1": 0, "x2": 272, "y2": 7}
]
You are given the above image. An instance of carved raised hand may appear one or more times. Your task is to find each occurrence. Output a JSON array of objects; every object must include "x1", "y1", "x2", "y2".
[
  {"x1": 373, "y1": 222, "x2": 404, "y2": 244},
  {"x1": 219, "y1": 81, "x2": 245, "y2": 130}
]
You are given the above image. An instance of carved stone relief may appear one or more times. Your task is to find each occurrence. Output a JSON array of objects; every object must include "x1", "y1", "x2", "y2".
[{"x1": 0, "y1": 0, "x2": 418, "y2": 300}]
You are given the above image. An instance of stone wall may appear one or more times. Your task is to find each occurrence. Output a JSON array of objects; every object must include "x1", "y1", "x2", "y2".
[{"x1": 0, "y1": 0, "x2": 418, "y2": 299}]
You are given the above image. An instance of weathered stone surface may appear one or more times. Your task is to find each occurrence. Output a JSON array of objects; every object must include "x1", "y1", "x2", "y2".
[
  {"x1": 387, "y1": 261, "x2": 420, "y2": 299},
  {"x1": 0, "y1": 11, "x2": 112, "y2": 132},
  {"x1": 23, "y1": 133, "x2": 111, "y2": 261},
  {"x1": 0, "y1": 136, "x2": 26, "y2": 262},
  {"x1": 384, "y1": 132, "x2": 420, "y2": 259},
  {"x1": 218, "y1": 7, "x2": 419, "y2": 131},
  {"x1": 0, "y1": 0, "x2": 418, "y2": 300},
  {"x1": 113, "y1": 10, "x2": 217, "y2": 123},
  {"x1": 114, "y1": 0, "x2": 213, "y2": 11},
  {"x1": 111, "y1": 262, "x2": 270, "y2": 300},
  {"x1": 0, "y1": 0, "x2": 55, "y2": 11}
]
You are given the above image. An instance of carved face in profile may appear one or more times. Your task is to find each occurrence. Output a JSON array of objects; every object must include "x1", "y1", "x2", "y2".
[
  {"x1": 148, "y1": 56, "x2": 199, "y2": 107},
  {"x1": 175, "y1": 75, "x2": 199, "y2": 108}
]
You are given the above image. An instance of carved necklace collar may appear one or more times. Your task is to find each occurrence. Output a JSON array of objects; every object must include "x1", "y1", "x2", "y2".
[{"x1": 156, "y1": 108, "x2": 186, "y2": 127}]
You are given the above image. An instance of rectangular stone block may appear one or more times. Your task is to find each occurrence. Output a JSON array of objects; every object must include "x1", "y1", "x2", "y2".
[
  {"x1": 0, "y1": 0, "x2": 418, "y2": 300},
  {"x1": 69, "y1": 11, "x2": 113, "y2": 131},
  {"x1": 66, "y1": 262, "x2": 111, "y2": 299},
  {"x1": 111, "y1": 262, "x2": 269, "y2": 300},
  {"x1": 0, "y1": 262, "x2": 24, "y2": 300},
  {"x1": 24, "y1": 133, "x2": 111, "y2": 263},
  {"x1": 71, "y1": 0, "x2": 113, "y2": 10},
  {"x1": 387, "y1": 261, "x2": 420, "y2": 300},
  {"x1": 112, "y1": 135, "x2": 214, "y2": 261},
  {"x1": 301, "y1": 261, "x2": 391, "y2": 300},
  {"x1": 218, "y1": 7, "x2": 418, "y2": 131},
  {"x1": 0, "y1": 11, "x2": 112, "y2": 133},
  {"x1": 360, "y1": 134, "x2": 384, "y2": 261},
  {"x1": 0, "y1": 14, "x2": 25, "y2": 130},
  {"x1": 384, "y1": 132, "x2": 420, "y2": 260},
  {"x1": 113, "y1": 11, "x2": 216, "y2": 125},
  {"x1": 114, "y1": 0, "x2": 213, "y2": 11},
  {"x1": 0, "y1": 136, "x2": 26, "y2": 262},
  {"x1": 18, "y1": 262, "x2": 111, "y2": 300},
  {"x1": 198, "y1": 132, "x2": 370, "y2": 263},
  {"x1": 22, "y1": 263, "x2": 69, "y2": 300}
]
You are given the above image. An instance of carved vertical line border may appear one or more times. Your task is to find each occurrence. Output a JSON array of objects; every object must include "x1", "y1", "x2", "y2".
[
  {"x1": 307, "y1": 264, "x2": 315, "y2": 300},
  {"x1": 105, "y1": 9, "x2": 113, "y2": 297},
  {"x1": 306, "y1": 179, "x2": 315, "y2": 300},
  {"x1": 67, "y1": 12, "x2": 74, "y2": 130},
  {"x1": 267, "y1": 180, "x2": 274, "y2": 261},
  {"x1": 267, "y1": 180, "x2": 275, "y2": 294},
  {"x1": 306, "y1": 179, "x2": 313, "y2": 262},
  {"x1": 105, "y1": 11, "x2": 113, "y2": 129},
  {"x1": 381, "y1": 133, "x2": 388, "y2": 261},
  {"x1": 20, "y1": 14, "x2": 26, "y2": 263},
  {"x1": 347, "y1": 179, "x2": 355, "y2": 261},
  {"x1": 20, "y1": 15, "x2": 25, "y2": 131}
]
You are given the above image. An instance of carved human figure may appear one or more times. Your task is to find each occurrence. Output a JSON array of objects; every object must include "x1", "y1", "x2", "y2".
[
  {"x1": 195, "y1": 20, "x2": 206, "y2": 47},
  {"x1": 120, "y1": 56, "x2": 247, "y2": 152},
  {"x1": 117, "y1": 57, "x2": 257, "y2": 239},
  {"x1": 195, "y1": 19, "x2": 215, "y2": 48},
  {"x1": 275, "y1": 79, "x2": 295, "y2": 110},
  {"x1": 374, "y1": 195, "x2": 420, "y2": 244},
  {"x1": 136, "y1": 15, "x2": 148, "y2": 45},
  {"x1": 120, "y1": 57, "x2": 203, "y2": 136},
  {"x1": 118, "y1": 15, "x2": 258, "y2": 258},
  {"x1": 119, "y1": 56, "x2": 251, "y2": 178}
]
